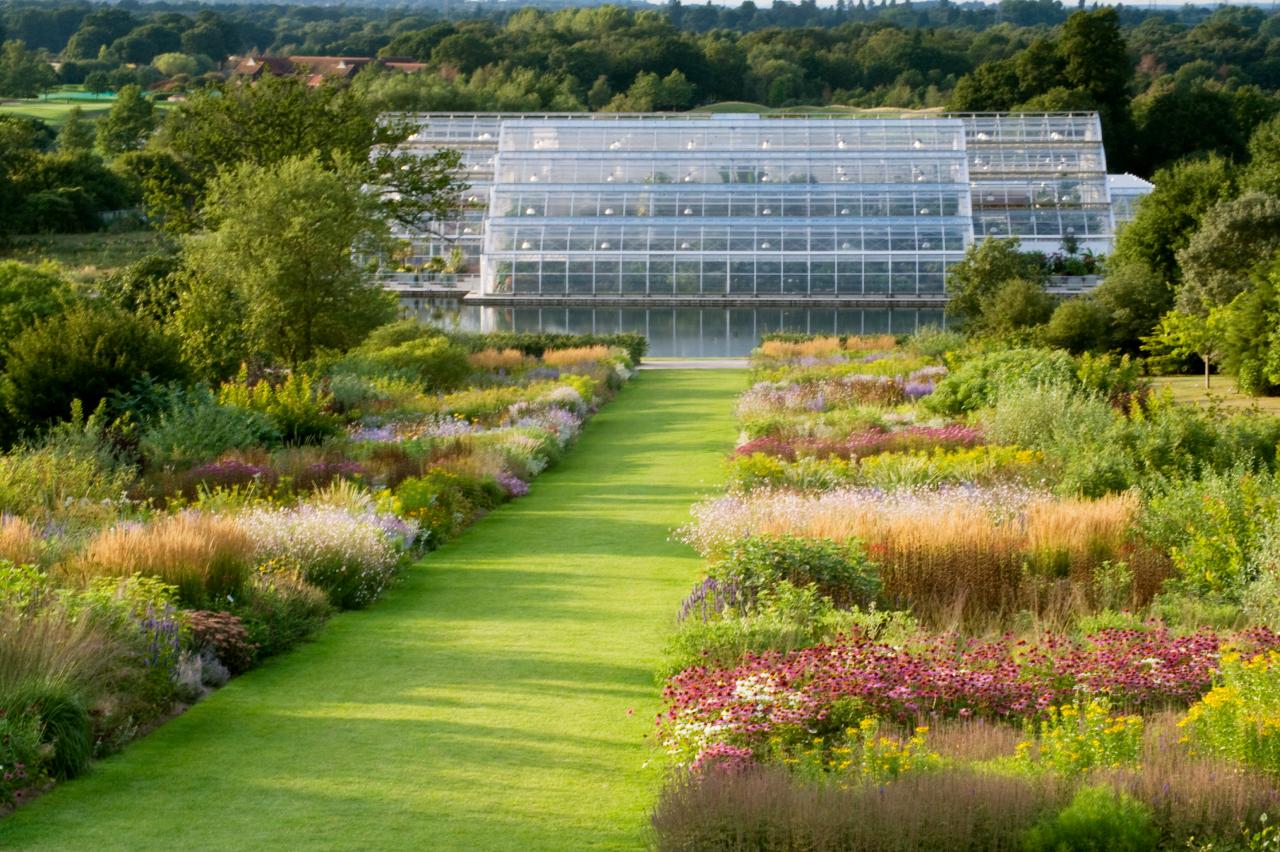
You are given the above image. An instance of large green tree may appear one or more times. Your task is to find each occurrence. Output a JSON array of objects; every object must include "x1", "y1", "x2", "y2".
[
  {"x1": 176, "y1": 154, "x2": 398, "y2": 374},
  {"x1": 0, "y1": 40, "x2": 55, "y2": 98},
  {"x1": 944, "y1": 237, "x2": 1046, "y2": 331},
  {"x1": 1176, "y1": 192, "x2": 1280, "y2": 311},
  {"x1": 95, "y1": 84, "x2": 156, "y2": 156},
  {"x1": 145, "y1": 76, "x2": 462, "y2": 234}
]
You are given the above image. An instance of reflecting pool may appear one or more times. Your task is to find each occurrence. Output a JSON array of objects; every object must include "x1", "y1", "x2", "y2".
[{"x1": 399, "y1": 299, "x2": 947, "y2": 358}]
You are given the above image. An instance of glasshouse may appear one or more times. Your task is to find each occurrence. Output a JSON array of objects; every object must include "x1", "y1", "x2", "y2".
[{"x1": 388, "y1": 111, "x2": 1152, "y2": 300}]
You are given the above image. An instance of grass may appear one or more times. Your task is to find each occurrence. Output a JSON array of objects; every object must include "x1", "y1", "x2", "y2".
[
  {"x1": 1151, "y1": 375, "x2": 1280, "y2": 414},
  {"x1": 0, "y1": 87, "x2": 174, "y2": 126},
  {"x1": 0, "y1": 369, "x2": 746, "y2": 850},
  {"x1": 0, "y1": 230, "x2": 173, "y2": 280}
]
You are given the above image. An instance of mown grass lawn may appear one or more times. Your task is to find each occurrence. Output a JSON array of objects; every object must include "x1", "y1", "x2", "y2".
[
  {"x1": 0, "y1": 369, "x2": 745, "y2": 851},
  {"x1": 1151, "y1": 375, "x2": 1280, "y2": 414},
  {"x1": 0, "y1": 230, "x2": 173, "y2": 281}
]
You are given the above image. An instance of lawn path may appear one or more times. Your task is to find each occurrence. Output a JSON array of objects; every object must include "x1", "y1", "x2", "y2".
[{"x1": 1, "y1": 370, "x2": 745, "y2": 851}]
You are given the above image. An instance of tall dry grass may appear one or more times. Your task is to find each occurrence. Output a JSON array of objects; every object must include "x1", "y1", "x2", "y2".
[
  {"x1": 542, "y1": 345, "x2": 612, "y2": 367},
  {"x1": 467, "y1": 348, "x2": 531, "y2": 371},
  {"x1": 843, "y1": 334, "x2": 899, "y2": 352},
  {"x1": 69, "y1": 513, "x2": 254, "y2": 607},
  {"x1": 652, "y1": 766, "x2": 1064, "y2": 851},
  {"x1": 757, "y1": 337, "x2": 843, "y2": 361},
  {"x1": 0, "y1": 604, "x2": 123, "y2": 701},
  {"x1": 749, "y1": 492, "x2": 1140, "y2": 621},
  {"x1": 0, "y1": 515, "x2": 40, "y2": 565}
]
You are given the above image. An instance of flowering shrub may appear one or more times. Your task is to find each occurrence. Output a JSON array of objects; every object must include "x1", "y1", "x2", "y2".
[
  {"x1": 774, "y1": 718, "x2": 942, "y2": 784},
  {"x1": 1015, "y1": 698, "x2": 1143, "y2": 776},
  {"x1": 179, "y1": 458, "x2": 277, "y2": 496},
  {"x1": 736, "y1": 425, "x2": 983, "y2": 461},
  {"x1": 737, "y1": 376, "x2": 909, "y2": 420},
  {"x1": 185, "y1": 610, "x2": 256, "y2": 674},
  {"x1": 658, "y1": 627, "x2": 1280, "y2": 761},
  {"x1": 0, "y1": 711, "x2": 43, "y2": 806},
  {"x1": 236, "y1": 505, "x2": 416, "y2": 609},
  {"x1": 1180, "y1": 650, "x2": 1280, "y2": 774}
]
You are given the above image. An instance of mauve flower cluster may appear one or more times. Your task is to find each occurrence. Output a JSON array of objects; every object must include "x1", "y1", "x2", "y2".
[
  {"x1": 737, "y1": 376, "x2": 909, "y2": 418},
  {"x1": 736, "y1": 425, "x2": 983, "y2": 461},
  {"x1": 509, "y1": 404, "x2": 583, "y2": 446},
  {"x1": 678, "y1": 576, "x2": 748, "y2": 624},
  {"x1": 496, "y1": 472, "x2": 530, "y2": 497},
  {"x1": 237, "y1": 505, "x2": 419, "y2": 608},
  {"x1": 659, "y1": 627, "x2": 1280, "y2": 760},
  {"x1": 183, "y1": 458, "x2": 275, "y2": 489}
]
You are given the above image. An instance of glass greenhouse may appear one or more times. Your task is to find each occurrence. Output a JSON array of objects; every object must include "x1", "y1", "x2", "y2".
[{"x1": 387, "y1": 111, "x2": 1152, "y2": 300}]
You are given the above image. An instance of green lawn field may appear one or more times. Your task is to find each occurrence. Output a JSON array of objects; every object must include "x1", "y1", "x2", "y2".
[
  {"x1": 1151, "y1": 375, "x2": 1280, "y2": 414},
  {"x1": 0, "y1": 369, "x2": 745, "y2": 851}
]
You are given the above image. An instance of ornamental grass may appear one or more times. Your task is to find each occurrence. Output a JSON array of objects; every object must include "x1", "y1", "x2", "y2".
[
  {"x1": 682, "y1": 488, "x2": 1145, "y2": 620},
  {"x1": 0, "y1": 515, "x2": 40, "y2": 566},
  {"x1": 756, "y1": 337, "x2": 844, "y2": 361},
  {"x1": 467, "y1": 348, "x2": 531, "y2": 371},
  {"x1": 541, "y1": 345, "x2": 613, "y2": 367},
  {"x1": 70, "y1": 513, "x2": 255, "y2": 609},
  {"x1": 652, "y1": 765, "x2": 1064, "y2": 852}
]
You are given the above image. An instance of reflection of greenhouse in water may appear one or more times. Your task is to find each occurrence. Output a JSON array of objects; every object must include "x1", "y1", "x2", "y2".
[
  {"x1": 387, "y1": 111, "x2": 1152, "y2": 302},
  {"x1": 399, "y1": 299, "x2": 946, "y2": 358}
]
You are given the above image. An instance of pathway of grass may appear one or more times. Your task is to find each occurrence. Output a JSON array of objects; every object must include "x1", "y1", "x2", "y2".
[{"x1": 0, "y1": 370, "x2": 744, "y2": 851}]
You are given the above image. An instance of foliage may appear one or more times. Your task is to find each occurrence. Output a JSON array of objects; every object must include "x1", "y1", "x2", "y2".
[
  {"x1": 710, "y1": 534, "x2": 880, "y2": 609},
  {"x1": 1016, "y1": 699, "x2": 1144, "y2": 776},
  {"x1": 349, "y1": 334, "x2": 472, "y2": 391},
  {"x1": 217, "y1": 370, "x2": 340, "y2": 447},
  {"x1": 1, "y1": 304, "x2": 187, "y2": 430},
  {"x1": 185, "y1": 610, "x2": 255, "y2": 674},
  {"x1": 177, "y1": 154, "x2": 397, "y2": 370},
  {"x1": 923, "y1": 348, "x2": 1078, "y2": 416},
  {"x1": 237, "y1": 504, "x2": 415, "y2": 609},
  {"x1": 0, "y1": 260, "x2": 74, "y2": 354},
  {"x1": 664, "y1": 581, "x2": 856, "y2": 675},
  {"x1": 1180, "y1": 650, "x2": 1280, "y2": 777},
  {"x1": 94, "y1": 84, "x2": 154, "y2": 156},
  {"x1": 140, "y1": 387, "x2": 281, "y2": 468},
  {"x1": 944, "y1": 237, "x2": 1047, "y2": 330},
  {"x1": 232, "y1": 570, "x2": 332, "y2": 661},
  {"x1": 1022, "y1": 785, "x2": 1158, "y2": 852}
]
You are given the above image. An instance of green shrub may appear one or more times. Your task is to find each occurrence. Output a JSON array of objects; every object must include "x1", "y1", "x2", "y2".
[
  {"x1": 663, "y1": 582, "x2": 855, "y2": 675},
  {"x1": 1, "y1": 304, "x2": 189, "y2": 429},
  {"x1": 11, "y1": 686, "x2": 93, "y2": 781},
  {"x1": 232, "y1": 571, "x2": 332, "y2": 660},
  {"x1": 901, "y1": 324, "x2": 967, "y2": 360},
  {"x1": 1022, "y1": 785, "x2": 1158, "y2": 852},
  {"x1": 359, "y1": 335, "x2": 472, "y2": 391},
  {"x1": 393, "y1": 470, "x2": 477, "y2": 545},
  {"x1": 0, "y1": 709, "x2": 45, "y2": 805},
  {"x1": 0, "y1": 420, "x2": 134, "y2": 523},
  {"x1": 924, "y1": 348, "x2": 1078, "y2": 416},
  {"x1": 711, "y1": 535, "x2": 881, "y2": 609},
  {"x1": 140, "y1": 387, "x2": 281, "y2": 468},
  {"x1": 1139, "y1": 468, "x2": 1280, "y2": 600},
  {"x1": 218, "y1": 369, "x2": 340, "y2": 446}
]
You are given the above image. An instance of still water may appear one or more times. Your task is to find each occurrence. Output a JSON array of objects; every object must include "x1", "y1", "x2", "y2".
[{"x1": 399, "y1": 299, "x2": 947, "y2": 358}]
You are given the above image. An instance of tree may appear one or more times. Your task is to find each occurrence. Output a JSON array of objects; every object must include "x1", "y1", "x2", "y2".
[
  {"x1": 586, "y1": 74, "x2": 613, "y2": 110},
  {"x1": 95, "y1": 84, "x2": 156, "y2": 156},
  {"x1": 56, "y1": 106, "x2": 94, "y2": 152},
  {"x1": 1, "y1": 303, "x2": 187, "y2": 428},
  {"x1": 1042, "y1": 296, "x2": 1112, "y2": 353},
  {"x1": 1244, "y1": 114, "x2": 1280, "y2": 197},
  {"x1": 1176, "y1": 192, "x2": 1280, "y2": 311},
  {"x1": 147, "y1": 76, "x2": 463, "y2": 234},
  {"x1": 1091, "y1": 258, "x2": 1173, "y2": 352},
  {"x1": 1112, "y1": 155, "x2": 1236, "y2": 288},
  {"x1": 1143, "y1": 308, "x2": 1230, "y2": 389},
  {"x1": 0, "y1": 260, "x2": 74, "y2": 352},
  {"x1": 979, "y1": 278, "x2": 1055, "y2": 337},
  {"x1": 944, "y1": 236, "x2": 1045, "y2": 329},
  {"x1": 176, "y1": 155, "x2": 397, "y2": 373},
  {"x1": 0, "y1": 40, "x2": 55, "y2": 98}
]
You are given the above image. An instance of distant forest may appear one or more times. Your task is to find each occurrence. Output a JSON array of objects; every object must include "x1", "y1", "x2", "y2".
[{"x1": 3, "y1": 0, "x2": 1280, "y2": 173}]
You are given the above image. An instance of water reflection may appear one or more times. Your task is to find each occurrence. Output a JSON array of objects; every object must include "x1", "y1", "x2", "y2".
[{"x1": 399, "y1": 299, "x2": 947, "y2": 358}]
